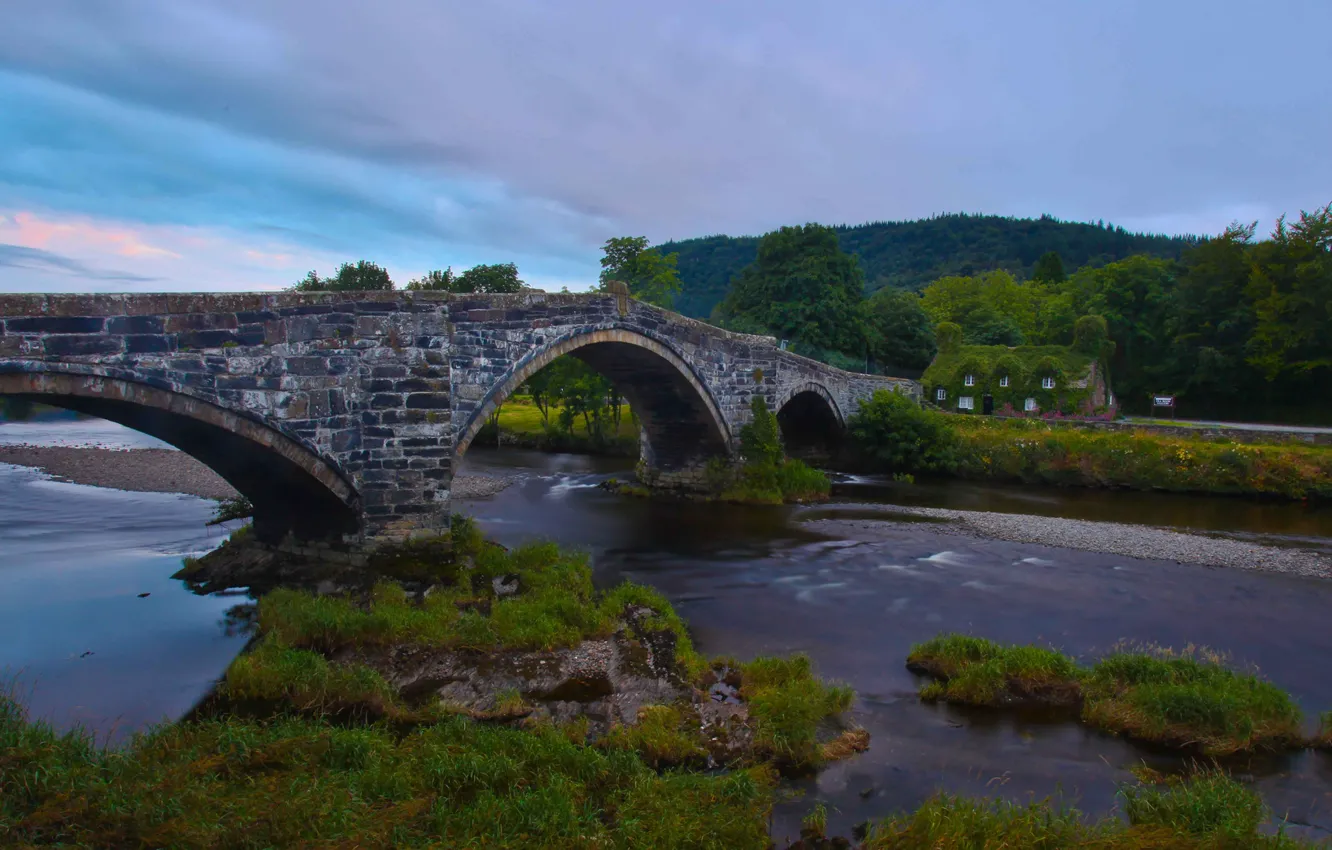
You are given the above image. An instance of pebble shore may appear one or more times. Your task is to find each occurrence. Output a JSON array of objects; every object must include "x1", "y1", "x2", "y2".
[
  {"x1": 804, "y1": 504, "x2": 1332, "y2": 580},
  {"x1": 0, "y1": 444, "x2": 515, "y2": 503}
]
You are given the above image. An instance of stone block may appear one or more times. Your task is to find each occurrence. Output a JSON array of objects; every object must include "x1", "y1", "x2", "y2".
[
  {"x1": 44, "y1": 335, "x2": 123, "y2": 356},
  {"x1": 7, "y1": 316, "x2": 105, "y2": 334}
]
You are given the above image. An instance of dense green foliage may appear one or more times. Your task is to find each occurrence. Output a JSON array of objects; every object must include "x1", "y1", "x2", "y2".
[
  {"x1": 714, "y1": 224, "x2": 867, "y2": 358},
  {"x1": 908, "y1": 635, "x2": 1308, "y2": 755},
  {"x1": 846, "y1": 389, "x2": 958, "y2": 473},
  {"x1": 661, "y1": 213, "x2": 1198, "y2": 318},
  {"x1": 863, "y1": 288, "x2": 937, "y2": 371},
  {"x1": 291, "y1": 260, "x2": 394, "y2": 292},
  {"x1": 598, "y1": 236, "x2": 682, "y2": 308}
]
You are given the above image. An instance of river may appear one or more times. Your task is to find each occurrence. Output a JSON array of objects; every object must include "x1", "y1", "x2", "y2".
[{"x1": 2, "y1": 420, "x2": 1331, "y2": 842}]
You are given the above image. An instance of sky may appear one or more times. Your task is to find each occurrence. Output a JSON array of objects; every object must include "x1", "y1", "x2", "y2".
[{"x1": 1, "y1": 0, "x2": 1329, "y2": 294}]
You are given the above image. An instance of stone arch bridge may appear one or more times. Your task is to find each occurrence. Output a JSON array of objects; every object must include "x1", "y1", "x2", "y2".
[{"x1": 0, "y1": 290, "x2": 918, "y2": 552}]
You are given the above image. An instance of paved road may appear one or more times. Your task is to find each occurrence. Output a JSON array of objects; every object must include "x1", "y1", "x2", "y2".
[{"x1": 1124, "y1": 416, "x2": 1332, "y2": 434}]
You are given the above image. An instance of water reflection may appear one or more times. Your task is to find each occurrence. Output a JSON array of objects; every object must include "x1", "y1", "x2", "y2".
[{"x1": 0, "y1": 463, "x2": 248, "y2": 745}]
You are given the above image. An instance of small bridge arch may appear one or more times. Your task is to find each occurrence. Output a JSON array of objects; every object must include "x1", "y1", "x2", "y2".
[
  {"x1": 0, "y1": 365, "x2": 360, "y2": 542},
  {"x1": 775, "y1": 381, "x2": 845, "y2": 456},
  {"x1": 455, "y1": 327, "x2": 732, "y2": 471}
]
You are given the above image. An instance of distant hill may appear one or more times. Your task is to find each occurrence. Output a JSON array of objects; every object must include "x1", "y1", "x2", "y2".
[{"x1": 658, "y1": 213, "x2": 1200, "y2": 320}]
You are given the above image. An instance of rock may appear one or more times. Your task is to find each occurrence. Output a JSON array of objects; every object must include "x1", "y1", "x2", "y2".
[{"x1": 492, "y1": 574, "x2": 520, "y2": 597}]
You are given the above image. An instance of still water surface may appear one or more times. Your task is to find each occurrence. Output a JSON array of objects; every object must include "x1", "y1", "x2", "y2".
[{"x1": 2, "y1": 420, "x2": 1331, "y2": 841}]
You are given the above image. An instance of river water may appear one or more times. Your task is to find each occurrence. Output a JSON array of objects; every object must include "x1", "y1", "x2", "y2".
[{"x1": 2, "y1": 419, "x2": 1331, "y2": 842}]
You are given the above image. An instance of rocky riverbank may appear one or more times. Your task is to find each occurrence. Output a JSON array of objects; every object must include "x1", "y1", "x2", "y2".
[{"x1": 802, "y1": 504, "x2": 1332, "y2": 579}]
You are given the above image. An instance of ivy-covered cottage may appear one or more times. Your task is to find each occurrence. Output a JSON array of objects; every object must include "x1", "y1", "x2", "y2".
[{"x1": 922, "y1": 318, "x2": 1115, "y2": 416}]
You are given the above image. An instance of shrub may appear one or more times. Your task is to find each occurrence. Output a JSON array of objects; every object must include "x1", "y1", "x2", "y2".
[{"x1": 848, "y1": 388, "x2": 958, "y2": 473}]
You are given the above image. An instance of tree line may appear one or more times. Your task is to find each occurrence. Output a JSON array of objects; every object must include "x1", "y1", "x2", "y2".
[{"x1": 701, "y1": 205, "x2": 1332, "y2": 422}]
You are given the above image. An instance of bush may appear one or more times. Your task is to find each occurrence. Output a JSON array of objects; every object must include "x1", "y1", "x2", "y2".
[{"x1": 848, "y1": 389, "x2": 958, "y2": 473}]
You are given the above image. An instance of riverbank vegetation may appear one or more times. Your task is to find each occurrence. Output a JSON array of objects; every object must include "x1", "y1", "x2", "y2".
[
  {"x1": 908, "y1": 635, "x2": 1309, "y2": 755},
  {"x1": 849, "y1": 388, "x2": 1332, "y2": 501}
]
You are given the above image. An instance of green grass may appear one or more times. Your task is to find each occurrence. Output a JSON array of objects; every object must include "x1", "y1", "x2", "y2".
[
  {"x1": 600, "y1": 704, "x2": 708, "y2": 768},
  {"x1": 0, "y1": 696, "x2": 775, "y2": 849},
  {"x1": 738, "y1": 654, "x2": 856, "y2": 770},
  {"x1": 907, "y1": 634, "x2": 1083, "y2": 707},
  {"x1": 862, "y1": 770, "x2": 1312, "y2": 848},
  {"x1": 907, "y1": 635, "x2": 1306, "y2": 755},
  {"x1": 1083, "y1": 648, "x2": 1305, "y2": 755}
]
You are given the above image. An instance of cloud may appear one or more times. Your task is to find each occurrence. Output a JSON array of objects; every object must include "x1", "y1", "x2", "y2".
[
  {"x1": 0, "y1": 243, "x2": 159, "y2": 283},
  {"x1": 2, "y1": 0, "x2": 1331, "y2": 295}
]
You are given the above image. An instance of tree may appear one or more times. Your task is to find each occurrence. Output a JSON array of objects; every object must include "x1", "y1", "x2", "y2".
[
  {"x1": 716, "y1": 224, "x2": 867, "y2": 358},
  {"x1": 599, "y1": 237, "x2": 682, "y2": 308},
  {"x1": 1032, "y1": 251, "x2": 1067, "y2": 284},
  {"x1": 290, "y1": 261, "x2": 394, "y2": 292},
  {"x1": 457, "y1": 263, "x2": 525, "y2": 294},
  {"x1": 862, "y1": 289, "x2": 936, "y2": 370},
  {"x1": 405, "y1": 268, "x2": 457, "y2": 291},
  {"x1": 848, "y1": 389, "x2": 957, "y2": 473}
]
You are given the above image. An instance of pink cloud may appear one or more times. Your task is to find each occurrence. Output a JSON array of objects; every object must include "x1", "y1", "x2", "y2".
[{"x1": 0, "y1": 208, "x2": 339, "y2": 292}]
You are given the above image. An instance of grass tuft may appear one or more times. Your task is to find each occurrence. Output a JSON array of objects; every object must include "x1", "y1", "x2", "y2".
[
  {"x1": 739, "y1": 654, "x2": 856, "y2": 770},
  {"x1": 907, "y1": 633, "x2": 1082, "y2": 708}
]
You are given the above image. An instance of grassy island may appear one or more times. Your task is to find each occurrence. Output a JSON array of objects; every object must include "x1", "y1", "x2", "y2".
[{"x1": 908, "y1": 634, "x2": 1308, "y2": 755}]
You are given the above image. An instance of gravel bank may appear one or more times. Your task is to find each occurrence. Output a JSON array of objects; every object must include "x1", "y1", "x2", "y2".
[
  {"x1": 802, "y1": 504, "x2": 1332, "y2": 580},
  {"x1": 0, "y1": 444, "x2": 518, "y2": 504},
  {"x1": 451, "y1": 473, "x2": 516, "y2": 500},
  {"x1": 0, "y1": 445, "x2": 238, "y2": 500}
]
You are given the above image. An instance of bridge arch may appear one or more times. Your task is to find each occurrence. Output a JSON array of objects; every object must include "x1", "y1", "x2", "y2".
[
  {"x1": 455, "y1": 327, "x2": 732, "y2": 470},
  {"x1": 775, "y1": 382, "x2": 845, "y2": 456},
  {"x1": 0, "y1": 365, "x2": 360, "y2": 543}
]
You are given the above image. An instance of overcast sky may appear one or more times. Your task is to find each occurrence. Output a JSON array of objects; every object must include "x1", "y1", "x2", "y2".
[{"x1": 2, "y1": 0, "x2": 1329, "y2": 293}]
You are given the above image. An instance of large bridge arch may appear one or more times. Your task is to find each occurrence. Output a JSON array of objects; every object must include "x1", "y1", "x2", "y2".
[
  {"x1": 0, "y1": 365, "x2": 360, "y2": 543},
  {"x1": 455, "y1": 327, "x2": 732, "y2": 470}
]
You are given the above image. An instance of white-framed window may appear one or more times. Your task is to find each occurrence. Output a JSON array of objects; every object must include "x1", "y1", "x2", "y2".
[
  {"x1": 936, "y1": 388, "x2": 947, "y2": 401},
  {"x1": 999, "y1": 376, "x2": 1009, "y2": 388},
  {"x1": 958, "y1": 396, "x2": 974, "y2": 410},
  {"x1": 1041, "y1": 376, "x2": 1056, "y2": 389},
  {"x1": 963, "y1": 374, "x2": 975, "y2": 387},
  {"x1": 1025, "y1": 397, "x2": 1039, "y2": 411}
]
